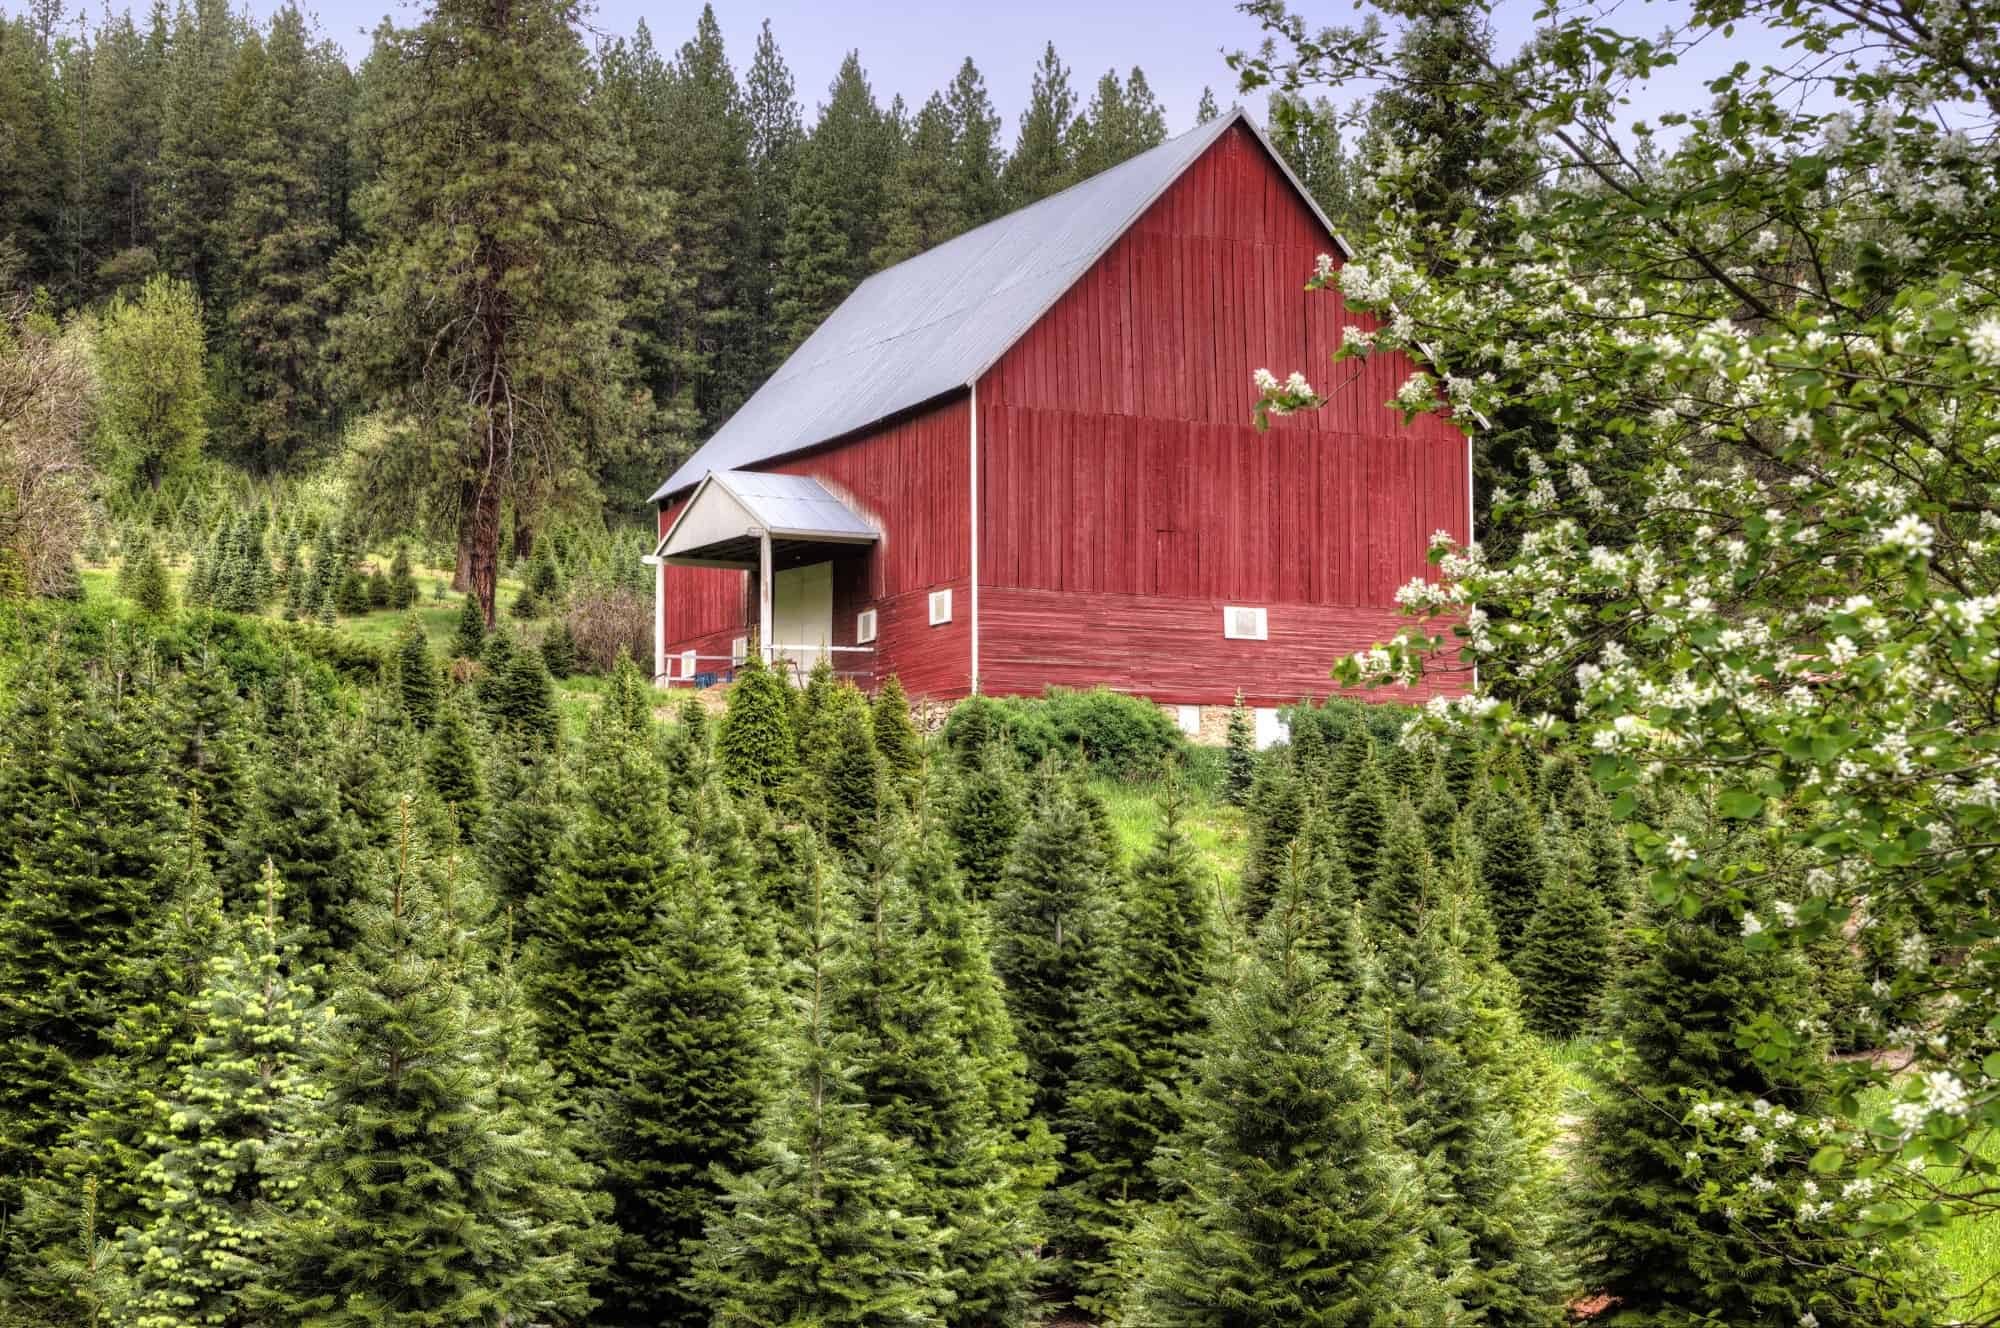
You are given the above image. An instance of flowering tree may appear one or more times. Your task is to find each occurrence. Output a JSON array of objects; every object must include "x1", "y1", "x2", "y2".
[{"x1": 1238, "y1": 0, "x2": 2000, "y2": 1308}]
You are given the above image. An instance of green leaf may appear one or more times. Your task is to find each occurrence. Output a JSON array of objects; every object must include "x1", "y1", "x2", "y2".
[{"x1": 1718, "y1": 788, "x2": 1764, "y2": 819}]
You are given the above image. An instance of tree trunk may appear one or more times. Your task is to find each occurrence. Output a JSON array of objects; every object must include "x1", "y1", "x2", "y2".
[
  {"x1": 511, "y1": 506, "x2": 534, "y2": 562},
  {"x1": 469, "y1": 475, "x2": 504, "y2": 628},
  {"x1": 451, "y1": 478, "x2": 475, "y2": 592}
]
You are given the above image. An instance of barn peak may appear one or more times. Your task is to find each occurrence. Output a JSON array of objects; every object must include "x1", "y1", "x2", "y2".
[{"x1": 649, "y1": 109, "x2": 1344, "y2": 504}]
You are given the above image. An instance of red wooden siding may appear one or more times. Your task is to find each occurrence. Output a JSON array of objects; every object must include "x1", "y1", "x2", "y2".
[
  {"x1": 979, "y1": 588, "x2": 1466, "y2": 708},
  {"x1": 973, "y1": 120, "x2": 1469, "y2": 704},
  {"x1": 656, "y1": 396, "x2": 974, "y2": 700}
]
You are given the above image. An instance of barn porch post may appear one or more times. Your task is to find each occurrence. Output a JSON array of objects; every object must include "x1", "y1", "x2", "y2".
[{"x1": 756, "y1": 527, "x2": 774, "y2": 667}]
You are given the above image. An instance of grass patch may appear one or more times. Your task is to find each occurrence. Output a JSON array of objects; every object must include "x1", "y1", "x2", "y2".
[
  {"x1": 1088, "y1": 776, "x2": 1246, "y2": 889},
  {"x1": 1855, "y1": 1084, "x2": 2000, "y2": 1315}
]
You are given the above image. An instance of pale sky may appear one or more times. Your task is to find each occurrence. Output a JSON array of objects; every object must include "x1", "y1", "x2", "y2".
[{"x1": 216, "y1": 0, "x2": 1809, "y2": 138}]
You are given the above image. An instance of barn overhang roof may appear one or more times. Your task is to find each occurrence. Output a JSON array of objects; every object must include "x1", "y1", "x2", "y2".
[
  {"x1": 652, "y1": 470, "x2": 878, "y2": 570},
  {"x1": 647, "y1": 108, "x2": 1355, "y2": 506}
]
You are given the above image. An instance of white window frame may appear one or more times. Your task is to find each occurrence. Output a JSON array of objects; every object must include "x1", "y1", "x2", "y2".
[
  {"x1": 680, "y1": 648, "x2": 697, "y2": 679},
  {"x1": 928, "y1": 588, "x2": 953, "y2": 626},
  {"x1": 856, "y1": 608, "x2": 879, "y2": 644},
  {"x1": 730, "y1": 636, "x2": 748, "y2": 666},
  {"x1": 1223, "y1": 605, "x2": 1269, "y2": 641}
]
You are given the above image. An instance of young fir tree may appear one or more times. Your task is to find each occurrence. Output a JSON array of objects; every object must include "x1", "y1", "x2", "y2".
[
  {"x1": 818, "y1": 701, "x2": 884, "y2": 861},
  {"x1": 477, "y1": 747, "x2": 568, "y2": 912},
  {"x1": 490, "y1": 647, "x2": 560, "y2": 749},
  {"x1": 1417, "y1": 775, "x2": 1461, "y2": 866},
  {"x1": 603, "y1": 648, "x2": 656, "y2": 737},
  {"x1": 1362, "y1": 798, "x2": 1435, "y2": 945},
  {"x1": 1065, "y1": 780, "x2": 1215, "y2": 1316},
  {"x1": 944, "y1": 741, "x2": 1025, "y2": 899},
  {"x1": 164, "y1": 657, "x2": 253, "y2": 862},
  {"x1": 1514, "y1": 853, "x2": 1612, "y2": 1040},
  {"x1": 2, "y1": 809, "x2": 227, "y2": 1320},
  {"x1": 394, "y1": 615, "x2": 441, "y2": 730},
  {"x1": 990, "y1": 777, "x2": 1109, "y2": 1115},
  {"x1": 1575, "y1": 887, "x2": 1841, "y2": 1322},
  {"x1": 120, "y1": 864, "x2": 319, "y2": 1328},
  {"x1": 1238, "y1": 751, "x2": 1306, "y2": 919},
  {"x1": 1339, "y1": 747, "x2": 1393, "y2": 897},
  {"x1": 451, "y1": 591, "x2": 486, "y2": 659},
  {"x1": 524, "y1": 710, "x2": 683, "y2": 1100},
  {"x1": 716, "y1": 649, "x2": 798, "y2": 800},
  {"x1": 1128, "y1": 859, "x2": 1428, "y2": 1325},
  {"x1": 1475, "y1": 774, "x2": 1550, "y2": 953},
  {"x1": 228, "y1": 713, "x2": 355, "y2": 971},
  {"x1": 254, "y1": 799, "x2": 606, "y2": 1326},
  {"x1": 1223, "y1": 690, "x2": 1255, "y2": 806},
  {"x1": 539, "y1": 619, "x2": 577, "y2": 678},
  {"x1": 692, "y1": 860, "x2": 947, "y2": 1326},
  {"x1": 388, "y1": 542, "x2": 419, "y2": 608},
  {"x1": 844, "y1": 829, "x2": 1044, "y2": 1327},
  {"x1": 130, "y1": 544, "x2": 175, "y2": 616},
  {"x1": 1373, "y1": 907, "x2": 1566, "y2": 1327},
  {"x1": 869, "y1": 675, "x2": 923, "y2": 795},
  {"x1": 422, "y1": 701, "x2": 485, "y2": 839},
  {"x1": 0, "y1": 669, "x2": 178, "y2": 1221},
  {"x1": 593, "y1": 866, "x2": 771, "y2": 1328}
]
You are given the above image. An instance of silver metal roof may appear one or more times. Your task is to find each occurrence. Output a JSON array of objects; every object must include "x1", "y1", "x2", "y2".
[
  {"x1": 706, "y1": 470, "x2": 877, "y2": 539},
  {"x1": 651, "y1": 109, "x2": 1342, "y2": 503}
]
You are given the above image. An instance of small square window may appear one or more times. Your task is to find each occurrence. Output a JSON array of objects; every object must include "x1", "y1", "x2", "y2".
[
  {"x1": 730, "y1": 636, "x2": 748, "y2": 666},
  {"x1": 1223, "y1": 605, "x2": 1268, "y2": 640},
  {"x1": 680, "y1": 649, "x2": 697, "y2": 679},
  {"x1": 928, "y1": 589, "x2": 953, "y2": 626},
  {"x1": 856, "y1": 608, "x2": 879, "y2": 644}
]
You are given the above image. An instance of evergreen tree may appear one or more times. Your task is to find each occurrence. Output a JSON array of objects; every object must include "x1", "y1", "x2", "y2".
[
  {"x1": 450, "y1": 591, "x2": 485, "y2": 660},
  {"x1": 120, "y1": 865, "x2": 319, "y2": 1328},
  {"x1": 1002, "y1": 42, "x2": 1076, "y2": 207},
  {"x1": 539, "y1": 620, "x2": 576, "y2": 678},
  {"x1": 692, "y1": 861, "x2": 947, "y2": 1326},
  {"x1": 476, "y1": 747, "x2": 568, "y2": 911},
  {"x1": 1238, "y1": 753, "x2": 1306, "y2": 919},
  {"x1": 1223, "y1": 690, "x2": 1255, "y2": 805},
  {"x1": 604, "y1": 649, "x2": 656, "y2": 737},
  {"x1": 875, "y1": 92, "x2": 964, "y2": 266},
  {"x1": 593, "y1": 866, "x2": 770, "y2": 1328},
  {"x1": 1195, "y1": 86, "x2": 1220, "y2": 123},
  {"x1": 1267, "y1": 92, "x2": 1362, "y2": 232},
  {"x1": 423, "y1": 701, "x2": 484, "y2": 839},
  {"x1": 1128, "y1": 861, "x2": 1427, "y2": 1325},
  {"x1": 844, "y1": 832, "x2": 1044, "y2": 1326},
  {"x1": 524, "y1": 714, "x2": 683, "y2": 1100},
  {"x1": 944, "y1": 58, "x2": 1004, "y2": 226},
  {"x1": 716, "y1": 650, "x2": 797, "y2": 799},
  {"x1": 228, "y1": 717, "x2": 355, "y2": 971},
  {"x1": 1363, "y1": 799, "x2": 1434, "y2": 944},
  {"x1": 130, "y1": 545, "x2": 174, "y2": 616},
  {"x1": 341, "y1": 0, "x2": 644, "y2": 626},
  {"x1": 388, "y1": 541, "x2": 419, "y2": 609},
  {"x1": 1068, "y1": 66, "x2": 1167, "y2": 181},
  {"x1": 1514, "y1": 853, "x2": 1612, "y2": 1040},
  {"x1": 991, "y1": 778, "x2": 1108, "y2": 1114},
  {"x1": 394, "y1": 616, "x2": 440, "y2": 730},
  {"x1": 740, "y1": 19, "x2": 803, "y2": 382},
  {"x1": 869, "y1": 675, "x2": 923, "y2": 794},
  {"x1": 1575, "y1": 886, "x2": 1849, "y2": 1322},
  {"x1": 490, "y1": 647, "x2": 559, "y2": 749},
  {"x1": 219, "y1": 3, "x2": 341, "y2": 474},
  {"x1": 0, "y1": 669, "x2": 177, "y2": 1220},
  {"x1": 819, "y1": 702, "x2": 883, "y2": 860},
  {"x1": 255, "y1": 799, "x2": 606, "y2": 1325},
  {"x1": 1340, "y1": 747, "x2": 1393, "y2": 895},
  {"x1": 1066, "y1": 781, "x2": 1214, "y2": 1315},
  {"x1": 1375, "y1": 908, "x2": 1566, "y2": 1327},
  {"x1": 1475, "y1": 775, "x2": 1549, "y2": 953}
]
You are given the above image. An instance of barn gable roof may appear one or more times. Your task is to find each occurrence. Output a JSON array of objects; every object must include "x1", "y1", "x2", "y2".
[{"x1": 650, "y1": 108, "x2": 1346, "y2": 503}]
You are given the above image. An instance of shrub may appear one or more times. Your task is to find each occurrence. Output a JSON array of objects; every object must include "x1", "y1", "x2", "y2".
[
  {"x1": 540, "y1": 621, "x2": 577, "y2": 679},
  {"x1": 941, "y1": 688, "x2": 1185, "y2": 780},
  {"x1": 564, "y1": 587, "x2": 650, "y2": 675}
]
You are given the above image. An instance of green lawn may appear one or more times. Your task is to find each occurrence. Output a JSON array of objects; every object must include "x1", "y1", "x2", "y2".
[{"x1": 1089, "y1": 775, "x2": 1247, "y2": 889}]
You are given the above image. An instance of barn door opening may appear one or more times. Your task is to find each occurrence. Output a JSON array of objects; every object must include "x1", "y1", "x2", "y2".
[{"x1": 771, "y1": 560, "x2": 833, "y2": 683}]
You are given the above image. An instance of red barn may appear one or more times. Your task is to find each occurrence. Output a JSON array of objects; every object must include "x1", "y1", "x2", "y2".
[{"x1": 647, "y1": 109, "x2": 1471, "y2": 734}]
